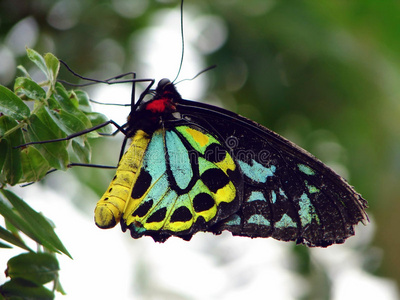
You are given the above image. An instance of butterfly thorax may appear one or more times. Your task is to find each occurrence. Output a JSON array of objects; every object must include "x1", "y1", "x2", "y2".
[{"x1": 128, "y1": 79, "x2": 181, "y2": 136}]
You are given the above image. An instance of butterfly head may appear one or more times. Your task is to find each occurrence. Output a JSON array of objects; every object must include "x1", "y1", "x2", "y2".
[{"x1": 128, "y1": 79, "x2": 182, "y2": 135}]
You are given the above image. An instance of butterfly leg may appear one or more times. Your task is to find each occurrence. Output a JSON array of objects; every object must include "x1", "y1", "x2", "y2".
[
  {"x1": 15, "y1": 119, "x2": 127, "y2": 148},
  {"x1": 59, "y1": 60, "x2": 137, "y2": 87}
]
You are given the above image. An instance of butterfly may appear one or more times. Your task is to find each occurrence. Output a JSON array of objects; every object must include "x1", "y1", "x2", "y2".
[{"x1": 94, "y1": 78, "x2": 368, "y2": 247}]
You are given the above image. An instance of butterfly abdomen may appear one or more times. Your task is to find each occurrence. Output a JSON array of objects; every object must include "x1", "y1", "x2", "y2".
[{"x1": 94, "y1": 130, "x2": 150, "y2": 229}]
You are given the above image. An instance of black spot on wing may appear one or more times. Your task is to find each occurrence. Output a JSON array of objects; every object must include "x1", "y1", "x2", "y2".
[
  {"x1": 193, "y1": 193, "x2": 215, "y2": 212},
  {"x1": 147, "y1": 207, "x2": 167, "y2": 223},
  {"x1": 170, "y1": 206, "x2": 192, "y2": 222},
  {"x1": 204, "y1": 143, "x2": 226, "y2": 163},
  {"x1": 131, "y1": 169, "x2": 152, "y2": 199},
  {"x1": 201, "y1": 168, "x2": 230, "y2": 193},
  {"x1": 132, "y1": 200, "x2": 153, "y2": 217}
]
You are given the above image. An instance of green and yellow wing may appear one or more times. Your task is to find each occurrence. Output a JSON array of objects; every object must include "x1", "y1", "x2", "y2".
[{"x1": 95, "y1": 125, "x2": 242, "y2": 242}]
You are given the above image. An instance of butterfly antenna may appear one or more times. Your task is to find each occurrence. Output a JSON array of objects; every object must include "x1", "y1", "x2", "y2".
[
  {"x1": 175, "y1": 65, "x2": 217, "y2": 85},
  {"x1": 172, "y1": 0, "x2": 185, "y2": 84}
]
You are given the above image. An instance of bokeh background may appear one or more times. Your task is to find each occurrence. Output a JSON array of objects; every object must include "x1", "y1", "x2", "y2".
[{"x1": 1, "y1": 0, "x2": 399, "y2": 299}]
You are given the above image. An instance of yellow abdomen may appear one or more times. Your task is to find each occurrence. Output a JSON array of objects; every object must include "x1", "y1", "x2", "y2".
[{"x1": 94, "y1": 130, "x2": 150, "y2": 228}]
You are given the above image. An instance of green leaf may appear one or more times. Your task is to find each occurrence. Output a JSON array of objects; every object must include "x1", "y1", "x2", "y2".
[
  {"x1": 26, "y1": 114, "x2": 69, "y2": 170},
  {"x1": 52, "y1": 109, "x2": 89, "y2": 146},
  {"x1": 0, "y1": 195, "x2": 38, "y2": 247},
  {"x1": 44, "y1": 53, "x2": 60, "y2": 87},
  {"x1": 20, "y1": 146, "x2": 50, "y2": 183},
  {"x1": 72, "y1": 139, "x2": 91, "y2": 164},
  {"x1": 46, "y1": 96, "x2": 61, "y2": 111},
  {"x1": 0, "y1": 225, "x2": 32, "y2": 251},
  {"x1": 74, "y1": 90, "x2": 92, "y2": 112},
  {"x1": 0, "y1": 85, "x2": 30, "y2": 121},
  {"x1": 0, "y1": 116, "x2": 9, "y2": 175},
  {"x1": 54, "y1": 83, "x2": 92, "y2": 128},
  {"x1": 54, "y1": 277, "x2": 66, "y2": 295},
  {"x1": 16, "y1": 65, "x2": 31, "y2": 78},
  {"x1": 34, "y1": 106, "x2": 66, "y2": 141},
  {"x1": 0, "y1": 190, "x2": 72, "y2": 258},
  {"x1": 0, "y1": 116, "x2": 23, "y2": 185},
  {"x1": 0, "y1": 278, "x2": 54, "y2": 300},
  {"x1": 3, "y1": 142, "x2": 22, "y2": 185},
  {"x1": 0, "y1": 138, "x2": 7, "y2": 172},
  {"x1": 53, "y1": 83, "x2": 79, "y2": 111},
  {"x1": 6, "y1": 253, "x2": 59, "y2": 285},
  {"x1": 14, "y1": 77, "x2": 46, "y2": 101},
  {"x1": 26, "y1": 48, "x2": 49, "y2": 80},
  {"x1": 85, "y1": 112, "x2": 111, "y2": 134},
  {"x1": 0, "y1": 241, "x2": 12, "y2": 248}
]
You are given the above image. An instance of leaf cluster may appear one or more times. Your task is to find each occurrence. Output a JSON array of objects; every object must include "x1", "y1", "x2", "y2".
[
  {"x1": 0, "y1": 49, "x2": 109, "y2": 299},
  {"x1": 0, "y1": 48, "x2": 109, "y2": 185}
]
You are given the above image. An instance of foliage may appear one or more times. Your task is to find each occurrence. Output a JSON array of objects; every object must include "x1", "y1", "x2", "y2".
[{"x1": 0, "y1": 49, "x2": 109, "y2": 298}]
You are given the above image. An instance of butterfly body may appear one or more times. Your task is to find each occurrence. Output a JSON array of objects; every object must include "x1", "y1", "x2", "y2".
[{"x1": 95, "y1": 79, "x2": 368, "y2": 246}]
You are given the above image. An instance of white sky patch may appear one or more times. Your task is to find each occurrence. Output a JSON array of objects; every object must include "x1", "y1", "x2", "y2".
[
  {"x1": 334, "y1": 270, "x2": 399, "y2": 300},
  {"x1": 89, "y1": 8, "x2": 210, "y2": 126},
  {"x1": 89, "y1": 84, "x2": 133, "y2": 126},
  {"x1": 129, "y1": 9, "x2": 207, "y2": 101}
]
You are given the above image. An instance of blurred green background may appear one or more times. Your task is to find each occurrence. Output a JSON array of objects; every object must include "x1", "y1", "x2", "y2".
[{"x1": 1, "y1": 0, "x2": 399, "y2": 299}]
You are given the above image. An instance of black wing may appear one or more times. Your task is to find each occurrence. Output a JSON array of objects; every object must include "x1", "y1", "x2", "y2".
[{"x1": 177, "y1": 99, "x2": 368, "y2": 247}]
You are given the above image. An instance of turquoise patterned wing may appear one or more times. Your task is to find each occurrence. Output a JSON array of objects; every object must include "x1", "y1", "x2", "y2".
[{"x1": 120, "y1": 124, "x2": 243, "y2": 242}]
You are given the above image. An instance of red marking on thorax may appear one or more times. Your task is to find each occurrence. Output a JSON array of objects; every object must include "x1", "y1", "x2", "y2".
[{"x1": 145, "y1": 96, "x2": 176, "y2": 113}]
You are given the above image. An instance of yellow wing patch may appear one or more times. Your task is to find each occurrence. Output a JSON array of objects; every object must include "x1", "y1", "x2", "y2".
[
  {"x1": 177, "y1": 126, "x2": 219, "y2": 154},
  {"x1": 184, "y1": 127, "x2": 209, "y2": 147}
]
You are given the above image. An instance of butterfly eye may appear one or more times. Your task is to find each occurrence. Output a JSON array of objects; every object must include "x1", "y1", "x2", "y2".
[
  {"x1": 172, "y1": 112, "x2": 182, "y2": 119},
  {"x1": 157, "y1": 78, "x2": 172, "y2": 91}
]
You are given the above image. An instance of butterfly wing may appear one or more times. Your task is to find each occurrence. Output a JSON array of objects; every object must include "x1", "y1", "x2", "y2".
[
  {"x1": 120, "y1": 124, "x2": 243, "y2": 242},
  {"x1": 177, "y1": 99, "x2": 368, "y2": 247}
]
